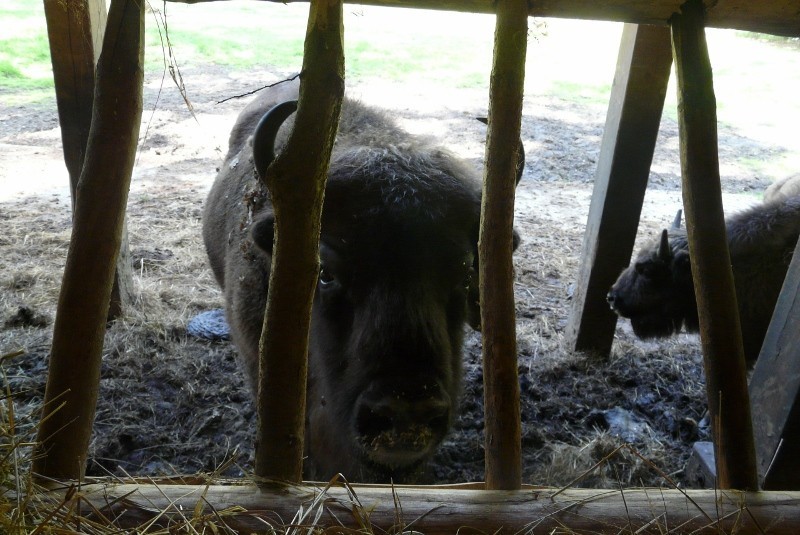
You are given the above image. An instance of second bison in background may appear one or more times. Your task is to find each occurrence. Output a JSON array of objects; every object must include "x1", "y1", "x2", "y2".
[
  {"x1": 203, "y1": 79, "x2": 520, "y2": 483},
  {"x1": 608, "y1": 195, "x2": 800, "y2": 365},
  {"x1": 764, "y1": 173, "x2": 800, "y2": 204}
]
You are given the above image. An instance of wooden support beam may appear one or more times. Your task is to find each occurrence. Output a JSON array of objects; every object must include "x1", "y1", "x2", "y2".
[
  {"x1": 43, "y1": 0, "x2": 134, "y2": 320},
  {"x1": 63, "y1": 482, "x2": 800, "y2": 533},
  {"x1": 33, "y1": 0, "x2": 144, "y2": 481},
  {"x1": 749, "y1": 235, "x2": 800, "y2": 490},
  {"x1": 43, "y1": 0, "x2": 105, "y2": 201},
  {"x1": 254, "y1": 0, "x2": 345, "y2": 481},
  {"x1": 670, "y1": 0, "x2": 758, "y2": 491},
  {"x1": 566, "y1": 23, "x2": 672, "y2": 356},
  {"x1": 480, "y1": 0, "x2": 527, "y2": 490},
  {"x1": 166, "y1": 0, "x2": 800, "y2": 38}
]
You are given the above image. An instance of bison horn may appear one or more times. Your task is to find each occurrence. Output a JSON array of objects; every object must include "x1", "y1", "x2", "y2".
[
  {"x1": 671, "y1": 209, "x2": 683, "y2": 229},
  {"x1": 252, "y1": 99, "x2": 299, "y2": 179},
  {"x1": 658, "y1": 229, "x2": 671, "y2": 261},
  {"x1": 476, "y1": 116, "x2": 526, "y2": 186}
]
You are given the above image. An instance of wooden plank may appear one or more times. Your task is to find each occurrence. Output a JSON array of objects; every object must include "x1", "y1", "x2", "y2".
[
  {"x1": 670, "y1": 0, "x2": 758, "y2": 491},
  {"x1": 168, "y1": 0, "x2": 800, "y2": 38},
  {"x1": 565, "y1": 23, "x2": 672, "y2": 356},
  {"x1": 33, "y1": 0, "x2": 144, "y2": 480},
  {"x1": 43, "y1": 0, "x2": 133, "y2": 320},
  {"x1": 749, "y1": 235, "x2": 800, "y2": 490},
  {"x1": 65, "y1": 482, "x2": 800, "y2": 533},
  {"x1": 254, "y1": 0, "x2": 345, "y2": 481},
  {"x1": 480, "y1": 0, "x2": 527, "y2": 491}
]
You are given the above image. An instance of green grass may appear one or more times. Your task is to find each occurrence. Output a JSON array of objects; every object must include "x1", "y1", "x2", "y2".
[
  {"x1": 548, "y1": 80, "x2": 612, "y2": 106},
  {"x1": 0, "y1": 1, "x2": 499, "y2": 94},
  {"x1": 0, "y1": 33, "x2": 53, "y2": 90}
]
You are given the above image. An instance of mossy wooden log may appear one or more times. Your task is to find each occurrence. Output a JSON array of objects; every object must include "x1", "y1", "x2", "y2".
[
  {"x1": 480, "y1": 0, "x2": 527, "y2": 491},
  {"x1": 43, "y1": 0, "x2": 133, "y2": 319},
  {"x1": 66, "y1": 482, "x2": 800, "y2": 534},
  {"x1": 670, "y1": 0, "x2": 758, "y2": 490},
  {"x1": 254, "y1": 0, "x2": 345, "y2": 481},
  {"x1": 167, "y1": 0, "x2": 800, "y2": 38},
  {"x1": 33, "y1": 0, "x2": 144, "y2": 480}
]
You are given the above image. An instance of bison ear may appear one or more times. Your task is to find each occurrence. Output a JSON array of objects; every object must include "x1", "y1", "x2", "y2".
[
  {"x1": 634, "y1": 260, "x2": 652, "y2": 276},
  {"x1": 251, "y1": 213, "x2": 276, "y2": 255},
  {"x1": 673, "y1": 249, "x2": 691, "y2": 270},
  {"x1": 672, "y1": 250, "x2": 692, "y2": 285},
  {"x1": 512, "y1": 228, "x2": 521, "y2": 251}
]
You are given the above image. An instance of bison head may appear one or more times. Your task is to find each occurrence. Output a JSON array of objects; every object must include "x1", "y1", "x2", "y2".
[
  {"x1": 248, "y1": 100, "x2": 519, "y2": 481},
  {"x1": 607, "y1": 227, "x2": 698, "y2": 339}
]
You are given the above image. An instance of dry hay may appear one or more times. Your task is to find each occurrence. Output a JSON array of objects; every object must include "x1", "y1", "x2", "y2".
[{"x1": 0, "y1": 360, "x2": 756, "y2": 534}]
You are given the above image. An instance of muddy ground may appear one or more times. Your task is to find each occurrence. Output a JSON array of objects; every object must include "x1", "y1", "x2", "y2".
[{"x1": 0, "y1": 56, "x2": 790, "y2": 488}]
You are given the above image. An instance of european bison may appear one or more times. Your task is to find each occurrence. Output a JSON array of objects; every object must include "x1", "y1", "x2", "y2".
[
  {"x1": 203, "y1": 79, "x2": 521, "y2": 482},
  {"x1": 607, "y1": 196, "x2": 800, "y2": 365}
]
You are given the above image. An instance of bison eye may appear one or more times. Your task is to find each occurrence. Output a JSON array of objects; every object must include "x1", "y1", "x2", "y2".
[{"x1": 319, "y1": 267, "x2": 336, "y2": 287}]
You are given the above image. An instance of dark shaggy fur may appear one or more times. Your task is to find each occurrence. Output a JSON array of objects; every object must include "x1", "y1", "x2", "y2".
[
  {"x1": 608, "y1": 196, "x2": 800, "y2": 365},
  {"x1": 203, "y1": 79, "x2": 512, "y2": 482}
]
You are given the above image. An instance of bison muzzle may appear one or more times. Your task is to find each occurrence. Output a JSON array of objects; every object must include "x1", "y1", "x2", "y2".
[{"x1": 203, "y1": 79, "x2": 521, "y2": 482}]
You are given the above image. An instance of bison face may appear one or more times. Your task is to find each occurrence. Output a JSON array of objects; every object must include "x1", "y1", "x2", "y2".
[
  {"x1": 312, "y1": 234, "x2": 470, "y2": 474},
  {"x1": 608, "y1": 229, "x2": 697, "y2": 339},
  {"x1": 249, "y1": 146, "x2": 485, "y2": 482}
]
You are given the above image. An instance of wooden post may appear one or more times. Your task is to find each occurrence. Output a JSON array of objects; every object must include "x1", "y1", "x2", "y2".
[
  {"x1": 566, "y1": 23, "x2": 673, "y2": 357},
  {"x1": 43, "y1": 0, "x2": 134, "y2": 320},
  {"x1": 33, "y1": 0, "x2": 144, "y2": 480},
  {"x1": 480, "y1": 0, "x2": 526, "y2": 490},
  {"x1": 670, "y1": 0, "x2": 758, "y2": 490},
  {"x1": 749, "y1": 235, "x2": 800, "y2": 490},
  {"x1": 70, "y1": 482, "x2": 800, "y2": 534},
  {"x1": 254, "y1": 0, "x2": 345, "y2": 481}
]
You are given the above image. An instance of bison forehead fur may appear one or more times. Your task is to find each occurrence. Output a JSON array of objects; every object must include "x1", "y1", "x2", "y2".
[
  {"x1": 202, "y1": 80, "x2": 504, "y2": 483},
  {"x1": 608, "y1": 195, "x2": 800, "y2": 366}
]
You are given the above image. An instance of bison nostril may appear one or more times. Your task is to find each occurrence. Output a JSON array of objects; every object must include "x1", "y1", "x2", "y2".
[
  {"x1": 416, "y1": 398, "x2": 450, "y2": 431},
  {"x1": 356, "y1": 402, "x2": 395, "y2": 440},
  {"x1": 355, "y1": 395, "x2": 451, "y2": 442}
]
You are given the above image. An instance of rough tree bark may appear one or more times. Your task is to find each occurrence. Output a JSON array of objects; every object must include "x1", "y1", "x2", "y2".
[
  {"x1": 71, "y1": 482, "x2": 800, "y2": 534},
  {"x1": 670, "y1": 0, "x2": 758, "y2": 490},
  {"x1": 480, "y1": 0, "x2": 527, "y2": 491},
  {"x1": 254, "y1": 0, "x2": 345, "y2": 481},
  {"x1": 43, "y1": 0, "x2": 134, "y2": 320},
  {"x1": 33, "y1": 0, "x2": 144, "y2": 480}
]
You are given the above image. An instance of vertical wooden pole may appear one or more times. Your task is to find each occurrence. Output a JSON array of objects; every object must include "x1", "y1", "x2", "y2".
[
  {"x1": 43, "y1": 0, "x2": 105, "y2": 202},
  {"x1": 33, "y1": 0, "x2": 144, "y2": 481},
  {"x1": 480, "y1": 0, "x2": 527, "y2": 490},
  {"x1": 43, "y1": 0, "x2": 133, "y2": 320},
  {"x1": 566, "y1": 24, "x2": 672, "y2": 357},
  {"x1": 254, "y1": 0, "x2": 345, "y2": 482},
  {"x1": 670, "y1": 0, "x2": 758, "y2": 490}
]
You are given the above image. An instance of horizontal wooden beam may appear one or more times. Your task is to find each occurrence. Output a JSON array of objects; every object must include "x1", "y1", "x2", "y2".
[
  {"x1": 67, "y1": 482, "x2": 800, "y2": 533},
  {"x1": 166, "y1": 0, "x2": 800, "y2": 37}
]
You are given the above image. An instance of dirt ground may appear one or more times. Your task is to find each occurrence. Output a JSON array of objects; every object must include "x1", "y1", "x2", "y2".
[{"x1": 0, "y1": 57, "x2": 789, "y2": 488}]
